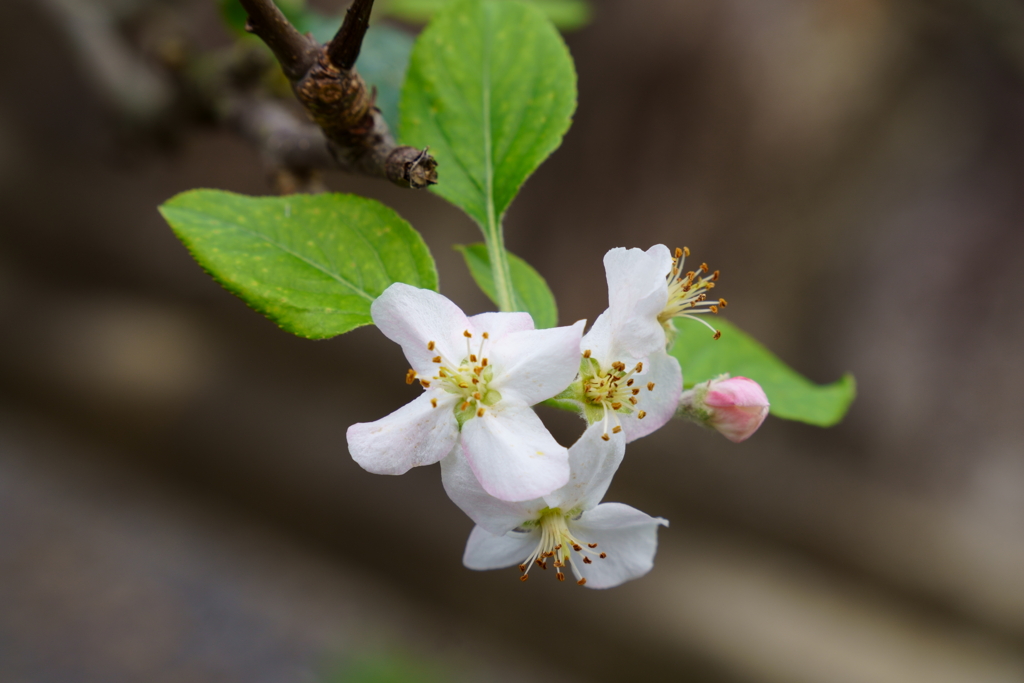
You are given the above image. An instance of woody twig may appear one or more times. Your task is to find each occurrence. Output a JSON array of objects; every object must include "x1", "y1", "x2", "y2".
[{"x1": 238, "y1": 0, "x2": 438, "y2": 189}]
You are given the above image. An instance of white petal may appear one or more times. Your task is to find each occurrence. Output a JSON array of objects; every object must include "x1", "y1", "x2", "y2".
[
  {"x1": 580, "y1": 309, "x2": 616, "y2": 366},
  {"x1": 463, "y1": 525, "x2": 538, "y2": 571},
  {"x1": 460, "y1": 401, "x2": 570, "y2": 502},
  {"x1": 569, "y1": 502, "x2": 668, "y2": 589},
  {"x1": 602, "y1": 245, "x2": 672, "y2": 358},
  {"x1": 370, "y1": 283, "x2": 469, "y2": 374},
  {"x1": 543, "y1": 423, "x2": 625, "y2": 513},
  {"x1": 620, "y1": 351, "x2": 682, "y2": 443},
  {"x1": 440, "y1": 447, "x2": 544, "y2": 535},
  {"x1": 346, "y1": 392, "x2": 458, "y2": 475},
  {"x1": 467, "y1": 311, "x2": 535, "y2": 341},
  {"x1": 489, "y1": 320, "x2": 586, "y2": 405}
]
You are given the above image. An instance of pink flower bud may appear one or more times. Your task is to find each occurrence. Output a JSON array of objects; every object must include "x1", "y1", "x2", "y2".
[{"x1": 677, "y1": 376, "x2": 769, "y2": 443}]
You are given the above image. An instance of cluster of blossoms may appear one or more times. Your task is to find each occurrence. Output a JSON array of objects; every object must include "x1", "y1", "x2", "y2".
[{"x1": 347, "y1": 245, "x2": 769, "y2": 588}]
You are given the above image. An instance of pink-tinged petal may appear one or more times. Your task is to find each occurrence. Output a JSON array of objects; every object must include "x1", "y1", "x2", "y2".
[
  {"x1": 620, "y1": 351, "x2": 682, "y2": 443},
  {"x1": 440, "y1": 447, "x2": 544, "y2": 535},
  {"x1": 489, "y1": 320, "x2": 586, "y2": 405},
  {"x1": 467, "y1": 311, "x2": 535, "y2": 342},
  {"x1": 603, "y1": 245, "x2": 672, "y2": 358},
  {"x1": 568, "y1": 502, "x2": 668, "y2": 589},
  {"x1": 462, "y1": 525, "x2": 538, "y2": 571},
  {"x1": 346, "y1": 392, "x2": 458, "y2": 475},
  {"x1": 544, "y1": 423, "x2": 625, "y2": 513},
  {"x1": 370, "y1": 283, "x2": 469, "y2": 374},
  {"x1": 705, "y1": 376, "x2": 770, "y2": 443},
  {"x1": 461, "y1": 401, "x2": 570, "y2": 502}
]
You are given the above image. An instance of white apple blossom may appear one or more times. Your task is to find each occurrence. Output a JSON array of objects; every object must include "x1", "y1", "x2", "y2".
[
  {"x1": 441, "y1": 424, "x2": 668, "y2": 589},
  {"x1": 591, "y1": 244, "x2": 728, "y2": 359},
  {"x1": 346, "y1": 283, "x2": 585, "y2": 502}
]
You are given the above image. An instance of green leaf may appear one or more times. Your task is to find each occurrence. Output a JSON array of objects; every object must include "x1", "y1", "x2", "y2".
[
  {"x1": 455, "y1": 243, "x2": 557, "y2": 328},
  {"x1": 669, "y1": 318, "x2": 856, "y2": 427},
  {"x1": 383, "y1": 0, "x2": 592, "y2": 30},
  {"x1": 400, "y1": 0, "x2": 578, "y2": 229},
  {"x1": 159, "y1": 190, "x2": 437, "y2": 339}
]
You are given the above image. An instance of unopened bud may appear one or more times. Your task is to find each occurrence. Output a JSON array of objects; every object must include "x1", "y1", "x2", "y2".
[{"x1": 677, "y1": 375, "x2": 769, "y2": 443}]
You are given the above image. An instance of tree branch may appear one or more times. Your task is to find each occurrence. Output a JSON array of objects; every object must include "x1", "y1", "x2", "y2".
[
  {"x1": 240, "y1": 0, "x2": 438, "y2": 189},
  {"x1": 238, "y1": 0, "x2": 318, "y2": 82}
]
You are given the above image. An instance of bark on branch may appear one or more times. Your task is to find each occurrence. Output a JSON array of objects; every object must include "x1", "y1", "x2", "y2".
[{"x1": 238, "y1": 0, "x2": 437, "y2": 189}]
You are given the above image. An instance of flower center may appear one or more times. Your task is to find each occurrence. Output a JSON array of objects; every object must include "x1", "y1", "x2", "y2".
[
  {"x1": 516, "y1": 508, "x2": 607, "y2": 586},
  {"x1": 409, "y1": 331, "x2": 501, "y2": 424},
  {"x1": 580, "y1": 353, "x2": 651, "y2": 439},
  {"x1": 658, "y1": 246, "x2": 727, "y2": 340}
]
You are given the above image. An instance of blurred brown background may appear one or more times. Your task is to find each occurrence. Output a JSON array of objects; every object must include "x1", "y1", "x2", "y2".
[{"x1": 3, "y1": 0, "x2": 1024, "y2": 681}]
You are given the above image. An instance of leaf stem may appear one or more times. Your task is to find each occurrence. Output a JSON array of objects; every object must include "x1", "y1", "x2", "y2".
[{"x1": 485, "y1": 220, "x2": 516, "y2": 312}]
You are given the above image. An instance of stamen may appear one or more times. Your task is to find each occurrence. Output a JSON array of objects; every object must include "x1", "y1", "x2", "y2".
[
  {"x1": 482, "y1": 332, "x2": 489, "y2": 339},
  {"x1": 600, "y1": 553, "x2": 607, "y2": 559},
  {"x1": 647, "y1": 382, "x2": 655, "y2": 391},
  {"x1": 476, "y1": 407, "x2": 485, "y2": 417},
  {"x1": 588, "y1": 543, "x2": 598, "y2": 548},
  {"x1": 601, "y1": 434, "x2": 610, "y2": 441},
  {"x1": 520, "y1": 575, "x2": 529, "y2": 582},
  {"x1": 683, "y1": 246, "x2": 690, "y2": 257},
  {"x1": 420, "y1": 380, "x2": 431, "y2": 388},
  {"x1": 583, "y1": 557, "x2": 592, "y2": 564},
  {"x1": 638, "y1": 411, "x2": 647, "y2": 419},
  {"x1": 427, "y1": 341, "x2": 436, "y2": 351},
  {"x1": 583, "y1": 349, "x2": 592, "y2": 358},
  {"x1": 463, "y1": 330, "x2": 472, "y2": 338},
  {"x1": 470, "y1": 354, "x2": 477, "y2": 362},
  {"x1": 713, "y1": 330, "x2": 722, "y2": 340},
  {"x1": 481, "y1": 358, "x2": 489, "y2": 367},
  {"x1": 430, "y1": 398, "x2": 438, "y2": 408},
  {"x1": 405, "y1": 369, "x2": 417, "y2": 384},
  {"x1": 432, "y1": 355, "x2": 442, "y2": 363},
  {"x1": 556, "y1": 572, "x2": 565, "y2": 582},
  {"x1": 577, "y1": 578, "x2": 587, "y2": 586}
]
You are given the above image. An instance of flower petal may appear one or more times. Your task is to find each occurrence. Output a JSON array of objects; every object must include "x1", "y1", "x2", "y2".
[
  {"x1": 568, "y1": 502, "x2": 668, "y2": 589},
  {"x1": 489, "y1": 320, "x2": 586, "y2": 405},
  {"x1": 463, "y1": 525, "x2": 538, "y2": 571},
  {"x1": 370, "y1": 283, "x2": 469, "y2": 374},
  {"x1": 461, "y1": 401, "x2": 570, "y2": 502},
  {"x1": 620, "y1": 350, "x2": 682, "y2": 443},
  {"x1": 580, "y1": 309, "x2": 616, "y2": 366},
  {"x1": 440, "y1": 447, "x2": 544, "y2": 535},
  {"x1": 543, "y1": 423, "x2": 625, "y2": 513},
  {"x1": 467, "y1": 311, "x2": 535, "y2": 342},
  {"x1": 346, "y1": 392, "x2": 458, "y2": 475},
  {"x1": 603, "y1": 245, "x2": 672, "y2": 358}
]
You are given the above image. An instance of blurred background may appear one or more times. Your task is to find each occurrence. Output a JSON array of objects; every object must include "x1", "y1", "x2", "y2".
[{"x1": 3, "y1": 0, "x2": 1024, "y2": 680}]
